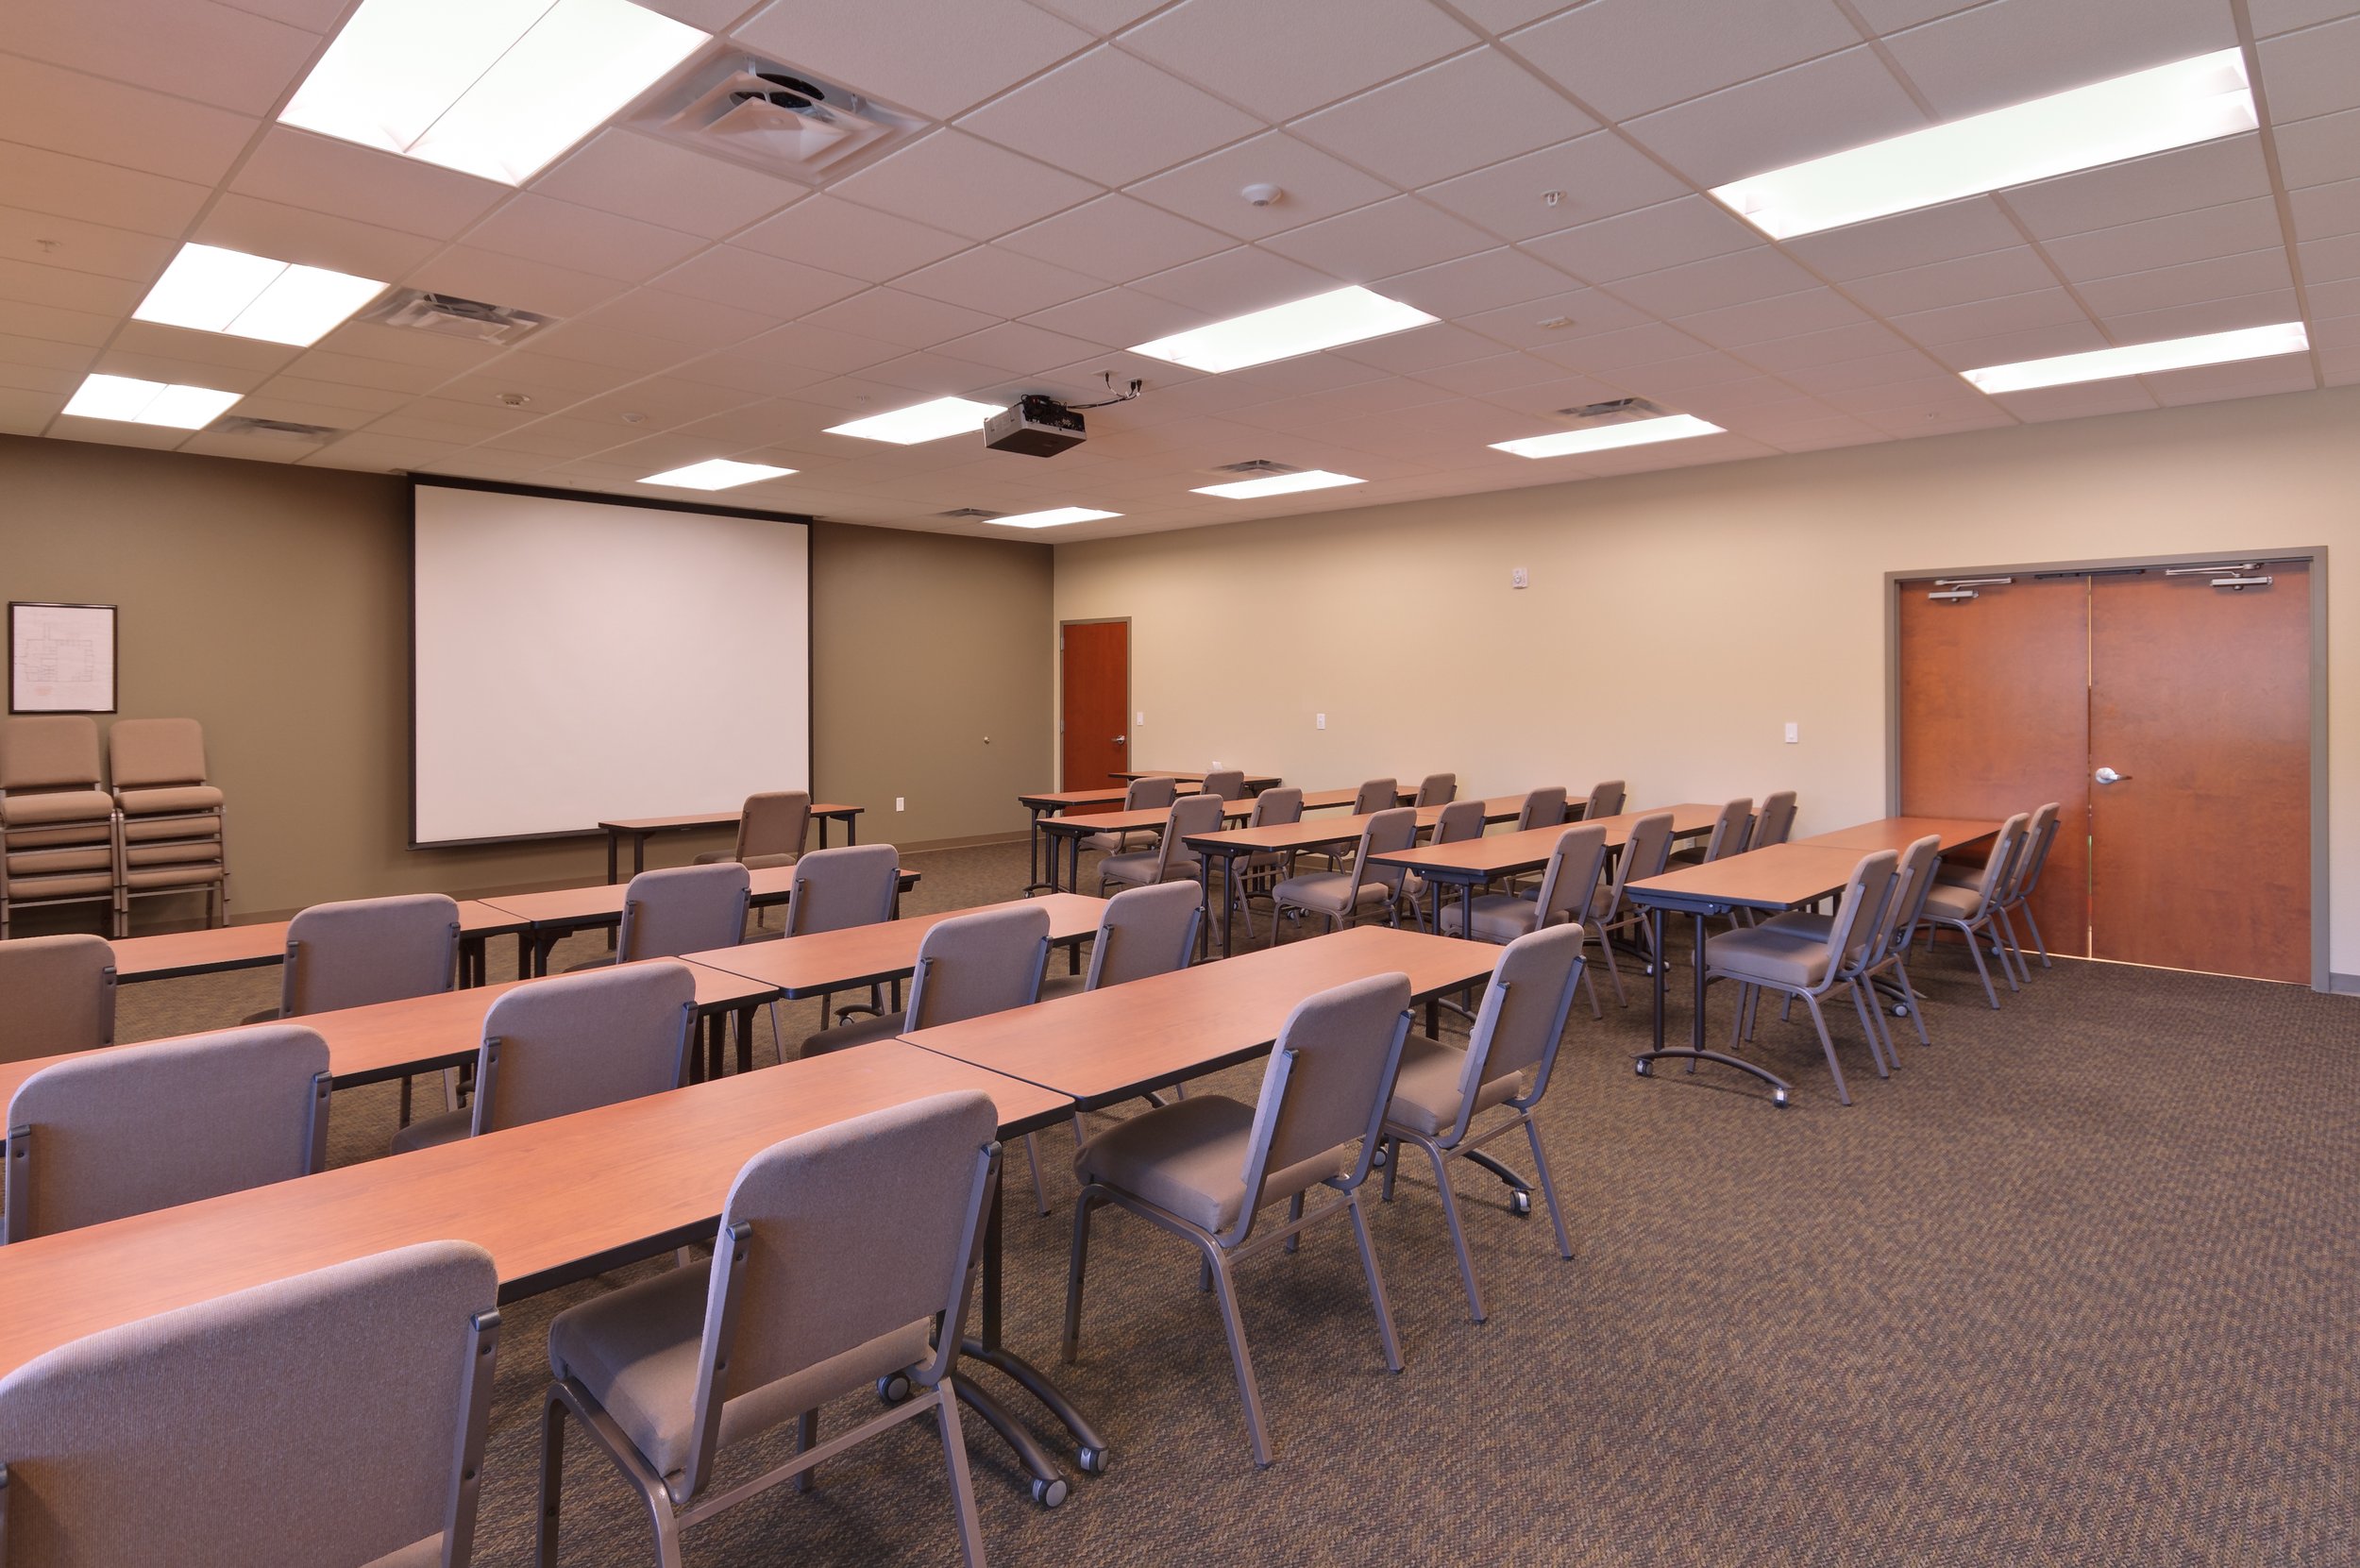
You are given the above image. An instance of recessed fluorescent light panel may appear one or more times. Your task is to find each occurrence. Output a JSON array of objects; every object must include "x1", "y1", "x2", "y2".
[
  {"x1": 1130, "y1": 286, "x2": 1438, "y2": 374},
  {"x1": 1962, "y1": 322, "x2": 2310, "y2": 394},
  {"x1": 133, "y1": 244, "x2": 385, "y2": 346},
  {"x1": 280, "y1": 0, "x2": 709, "y2": 185},
  {"x1": 989, "y1": 507, "x2": 1120, "y2": 530},
  {"x1": 639, "y1": 459, "x2": 797, "y2": 490},
  {"x1": 1711, "y1": 49, "x2": 2256, "y2": 239},
  {"x1": 61, "y1": 374, "x2": 242, "y2": 429},
  {"x1": 825, "y1": 396, "x2": 1003, "y2": 445},
  {"x1": 1192, "y1": 469, "x2": 1365, "y2": 499},
  {"x1": 1490, "y1": 413, "x2": 1724, "y2": 460}
]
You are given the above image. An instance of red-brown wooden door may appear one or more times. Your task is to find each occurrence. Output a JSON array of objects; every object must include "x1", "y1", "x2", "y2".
[{"x1": 1060, "y1": 619, "x2": 1128, "y2": 799}]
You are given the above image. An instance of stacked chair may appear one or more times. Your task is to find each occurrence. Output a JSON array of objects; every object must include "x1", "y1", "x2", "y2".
[{"x1": 108, "y1": 717, "x2": 228, "y2": 933}]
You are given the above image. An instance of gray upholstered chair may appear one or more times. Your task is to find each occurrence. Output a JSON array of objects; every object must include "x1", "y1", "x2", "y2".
[
  {"x1": 1225, "y1": 785, "x2": 1303, "y2": 943},
  {"x1": 0, "y1": 1239, "x2": 501, "y2": 1567},
  {"x1": 1199, "y1": 768, "x2": 1247, "y2": 801},
  {"x1": 1040, "y1": 880, "x2": 1203, "y2": 1003},
  {"x1": 772, "y1": 842, "x2": 902, "y2": 1027},
  {"x1": 1764, "y1": 834, "x2": 1943, "y2": 1064},
  {"x1": 1752, "y1": 789, "x2": 1798, "y2": 849},
  {"x1": 1669, "y1": 797, "x2": 1754, "y2": 868},
  {"x1": 107, "y1": 717, "x2": 228, "y2": 933},
  {"x1": 1990, "y1": 801, "x2": 2060, "y2": 978},
  {"x1": 1404, "y1": 797, "x2": 1487, "y2": 931},
  {"x1": 1581, "y1": 779, "x2": 1627, "y2": 820},
  {"x1": 1584, "y1": 810, "x2": 1678, "y2": 1002},
  {"x1": 568, "y1": 863, "x2": 750, "y2": 971},
  {"x1": 1706, "y1": 849, "x2": 1900, "y2": 1105},
  {"x1": 1917, "y1": 813, "x2": 2032, "y2": 1008},
  {"x1": 539, "y1": 1092, "x2": 999, "y2": 1568},
  {"x1": 1098, "y1": 790, "x2": 1223, "y2": 897},
  {"x1": 801, "y1": 901, "x2": 1049, "y2": 1072},
  {"x1": 4, "y1": 1024, "x2": 329, "y2": 1242},
  {"x1": 1270, "y1": 806, "x2": 1416, "y2": 940},
  {"x1": 0, "y1": 716, "x2": 118, "y2": 941},
  {"x1": 0, "y1": 933, "x2": 115, "y2": 1064},
  {"x1": 389, "y1": 962, "x2": 699, "y2": 1156},
  {"x1": 1080, "y1": 775, "x2": 1177, "y2": 856},
  {"x1": 1065, "y1": 972, "x2": 1411, "y2": 1468},
  {"x1": 1440, "y1": 823, "x2": 1610, "y2": 1019},
  {"x1": 1413, "y1": 772, "x2": 1457, "y2": 807},
  {"x1": 1379, "y1": 924, "x2": 1587, "y2": 1321},
  {"x1": 1352, "y1": 778, "x2": 1400, "y2": 815},
  {"x1": 696, "y1": 790, "x2": 811, "y2": 872},
  {"x1": 264, "y1": 891, "x2": 461, "y2": 1125},
  {"x1": 1516, "y1": 785, "x2": 1570, "y2": 832}
]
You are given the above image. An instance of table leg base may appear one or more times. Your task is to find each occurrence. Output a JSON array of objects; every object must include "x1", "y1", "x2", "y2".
[
  {"x1": 1631, "y1": 1049, "x2": 1794, "y2": 1107},
  {"x1": 953, "y1": 1337, "x2": 1110, "y2": 1504}
]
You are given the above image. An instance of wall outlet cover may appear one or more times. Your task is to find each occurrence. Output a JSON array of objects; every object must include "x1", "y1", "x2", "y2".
[
  {"x1": 1511, "y1": 565, "x2": 1529, "y2": 588},
  {"x1": 1784, "y1": 722, "x2": 1799, "y2": 744},
  {"x1": 1315, "y1": 713, "x2": 1326, "y2": 730},
  {"x1": 895, "y1": 796, "x2": 906, "y2": 810}
]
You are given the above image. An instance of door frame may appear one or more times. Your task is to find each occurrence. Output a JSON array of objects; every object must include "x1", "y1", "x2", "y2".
[
  {"x1": 1882, "y1": 546, "x2": 2330, "y2": 992},
  {"x1": 1057, "y1": 615, "x2": 1131, "y2": 792}
]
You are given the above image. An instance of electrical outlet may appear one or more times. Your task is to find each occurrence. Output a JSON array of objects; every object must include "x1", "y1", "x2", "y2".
[
  {"x1": 1210, "y1": 760, "x2": 1221, "y2": 769},
  {"x1": 1784, "y1": 722, "x2": 1799, "y2": 745},
  {"x1": 895, "y1": 797, "x2": 905, "y2": 811},
  {"x1": 1315, "y1": 713, "x2": 1326, "y2": 730},
  {"x1": 1510, "y1": 565, "x2": 1529, "y2": 589}
]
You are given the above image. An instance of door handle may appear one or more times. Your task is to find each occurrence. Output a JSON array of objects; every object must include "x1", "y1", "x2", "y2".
[
  {"x1": 2094, "y1": 766, "x2": 2131, "y2": 784},
  {"x1": 1111, "y1": 735, "x2": 1126, "y2": 745}
]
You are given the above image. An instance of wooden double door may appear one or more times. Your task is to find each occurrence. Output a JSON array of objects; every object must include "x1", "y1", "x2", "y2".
[{"x1": 1896, "y1": 563, "x2": 2312, "y2": 984}]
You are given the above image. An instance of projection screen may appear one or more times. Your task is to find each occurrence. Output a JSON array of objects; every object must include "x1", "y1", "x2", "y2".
[{"x1": 411, "y1": 481, "x2": 810, "y2": 846}]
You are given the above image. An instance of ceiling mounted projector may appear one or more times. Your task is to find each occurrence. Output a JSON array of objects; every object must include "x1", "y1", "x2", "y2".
[{"x1": 984, "y1": 395, "x2": 1087, "y2": 457}]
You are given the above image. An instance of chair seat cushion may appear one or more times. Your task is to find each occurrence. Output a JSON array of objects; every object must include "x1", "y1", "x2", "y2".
[
  {"x1": 1920, "y1": 884, "x2": 1983, "y2": 920},
  {"x1": 388, "y1": 1108, "x2": 471, "y2": 1155},
  {"x1": 115, "y1": 784, "x2": 222, "y2": 816},
  {"x1": 120, "y1": 815, "x2": 221, "y2": 845},
  {"x1": 6, "y1": 846, "x2": 110, "y2": 875},
  {"x1": 1100, "y1": 851, "x2": 1198, "y2": 889},
  {"x1": 0, "y1": 789, "x2": 112, "y2": 827},
  {"x1": 1073, "y1": 1093, "x2": 1345, "y2": 1236},
  {"x1": 1440, "y1": 892, "x2": 1541, "y2": 945},
  {"x1": 1758, "y1": 910, "x2": 1834, "y2": 942},
  {"x1": 362, "y1": 1534, "x2": 447, "y2": 1568},
  {"x1": 1, "y1": 868, "x2": 112, "y2": 898},
  {"x1": 800, "y1": 1010, "x2": 907, "y2": 1057},
  {"x1": 1272, "y1": 870, "x2": 1389, "y2": 919},
  {"x1": 122, "y1": 864, "x2": 225, "y2": 890},
  {"x1": 548, "y1": 1259, "x2": 933, "y2": 1491},
  {"x1": 1384, "y1": 1033, "x2": 1528, "y2": 1138},
  {"x1": 1705, "y1": 926, "x2": 1830, "y2": 988},
  {"x1": 1081, "y1": 828, "x2": 1158, "y2": 854}
]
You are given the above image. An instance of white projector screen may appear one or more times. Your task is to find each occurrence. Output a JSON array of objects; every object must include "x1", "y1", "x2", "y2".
[{"x1": 412, "y1": 481, "x2": 811, "y2": 846}]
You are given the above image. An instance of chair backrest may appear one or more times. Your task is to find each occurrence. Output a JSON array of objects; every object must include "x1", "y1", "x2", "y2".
[
  {"x1": 1753, "y1": 790, "x2": 1798, "y2": 849},
  {"x1": 1611, "y1": 812, "x2": 1678, "y2": 896},
  {"x1": 0, "y1": 935, "x2": 115, "y2": 1064},
  {"x1": 618, "y1": 863, "x2": 750, "y2": 962},
  {"x1": 1823, "y1": 851, "x2": 1900, "y2": 974},
  {"x1": 1582, "y1": 779, "x2": 1626, "y2": 819},
  {"x1": 281, "y1": 894, "x2": 460, "y2": 1017},
  {"x1": 1964, "y1": 813, "x2": 2032, "y2": 911},
  {"x1": 1246, "y1": 786, "x2": 1303, "y2": 829},
  {"x1": 734, "y1": 791, "x2": 811, "y2": 862},
  {"x1": 0, "y1": 716, "x2": 102, "y2": 794},
  {"x1": 1457, "y1": 924, "x2": 1588, "y2": 1128},
  {"x1": 1516, "y1": 785, "x2": 1569, "y2": 832},
  {"x1": 469, "y1": 963, "x2": 698, "y2": 1138},
  {"x1": 0, "y1": 1239, "x2": 500, "y2": 1568},
  {"x1": 1124, "y1": 775, "x2": 1177, "y2": 811},
  {"x1": 784, "y1": 844, "x2": 901, "y2": 937},
  {"x1": 2004, "y1": 802, "x2": 2061, "y2": 903},
  {"x1": 1199, "y1": 768, "x2": 1246, "y2": 801},
  {"x1": 1352, "y1": 777, "x2": 1399, "y2": 815},
  {"x1": 677, "y1": 1093, "x2": 997, "y2": 1498},
  {"x1": 6, "y1": 1025, "x2": 329, "y2": 1242},
  {"x1": 1880, "y1": 835, "x2": 1945, "y2": 957},
  {"x1": 105, "y1": 717, "x2": 208, "y2": 790},
  {"x1": 1430, "y1": 798, "x2": 1486, "y2": 846},
  {"x1": 1702, "y1": 798, "x2": 1755, "y2": 862},
  {"x1": 1413, "y1": 772, "x2": 1456, "y2": 806},
  {"x1": 1086, "y1": 882, "x2": 1203, "y2": 989},
  {"x1": 905, "y1": 903, "x2": 1050, "y2": 1030},
  {"x1": 1530, "y1": 824, "x2": 1610, "y2": 928},
  {"x1": 1142, "y1": 791, "x2": 1227, "y2": 881},
  {"x1": 1233, "y1": 972, "x2": 1410, "y2": 1247},
  {"x1": 1354, "y1": 806, "x2": 1420, "y2": 895}
]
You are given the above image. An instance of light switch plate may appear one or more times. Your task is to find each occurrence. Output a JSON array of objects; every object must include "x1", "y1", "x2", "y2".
[
  {"x1": 1511, "y1": 565, "x2": 1529, "y2": 588},
  {"x1": 1315, "y1": 712, "x2": 1326, "y2": 730},
  {"x1": 1784, "y1": 722, "x2": 1799, "y2": 744}
]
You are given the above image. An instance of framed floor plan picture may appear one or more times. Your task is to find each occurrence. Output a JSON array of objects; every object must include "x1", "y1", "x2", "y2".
[{"x1": 9, "y1": 601, "x2": 118, "y2": 714}]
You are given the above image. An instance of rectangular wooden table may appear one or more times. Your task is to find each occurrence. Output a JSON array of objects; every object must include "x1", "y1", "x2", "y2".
[
  {"x1": 599, "y1": 802, "x2": 864, "y2": 884},
  {"x1": 1034, "y1": 798, "x2": 1254, "y2": 898},
  {"x1": 1112, "y1": 770, "x2": 1281, "y2": 792},
  {"x1": 108, "y1": 900, "x2": 527, "y2": 986},
  {"x1": 1361, "y1": 802, "x2": 1725, "y2": 936},
  {"x1": 481, "y1": 864, "x2": 920, "y2": 976},
  {"x1": 1796, "y1": 816, "x2": 1999, "y2": 854},
  {"x1": 691, "y1": 893, "x2": 1106, "y2": 1000}
]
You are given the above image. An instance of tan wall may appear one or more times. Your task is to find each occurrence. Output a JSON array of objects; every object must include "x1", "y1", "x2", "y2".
[
  {"x1": 0, "y1": 434, "x2": 1049, "y2": 919},
  {"x1": 1054, "y1": 383, "x2": 2360, "y2": 982}
]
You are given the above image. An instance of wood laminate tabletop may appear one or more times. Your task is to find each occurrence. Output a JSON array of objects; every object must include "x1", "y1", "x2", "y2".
[
  {"x1": 1112, "y1": 770, "x2": 1281, "y2": 789},
  {"x1": 598, "y1": 803, "x2": 862, "y2": 834},
  {"x1": 103, "y1": 900, "x2": 525, "y2": 985},
  {"x1": 478, "y1": 865, "x2": 917, "y2": 929},
  {"x1": 1627, "y1": 843, "x2": 1872, "y2": 914},
  {"x1": 1796, "y1": 817, "x2": 2000, "y2": 854},
  {"x1": 1363, "y1": 802, "x2": 1726, "y2": 880},
  {"x1": 690, "y1": 894, "x2": 1108, "y2": 999},
  {"x1": 1037, "y1": 800, "x2": 1255, "y2": 837},
  {"x1": 1180, "y1": 795, "x2": 1533, "y2": 856}
]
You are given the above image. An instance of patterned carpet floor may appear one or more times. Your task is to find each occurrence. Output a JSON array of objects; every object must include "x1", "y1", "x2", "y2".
[{"x1": 100, "y1": 837, "x2": 2360, "y2": 1567}]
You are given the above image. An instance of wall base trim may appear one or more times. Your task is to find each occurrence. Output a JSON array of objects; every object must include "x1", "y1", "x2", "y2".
[{"x1": 2331, "y1": 971, "x2": 2360, "y2": 996}]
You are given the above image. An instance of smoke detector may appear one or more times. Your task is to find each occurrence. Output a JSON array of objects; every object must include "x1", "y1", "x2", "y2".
[
  {"x1": 1240, "y1": 183, "x2": 1284, "y2": 208},
  {"x1": 362, "y1": 291, "x2": 553, "y2": 346},
  {"x1": 636, "y1": 53, "x2": 921, "y2": 179}
]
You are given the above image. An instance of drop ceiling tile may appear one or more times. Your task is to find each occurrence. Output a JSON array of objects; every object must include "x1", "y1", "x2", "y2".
[
  {"x1": 827, "y1": 131, "x2": 1100, "y2": 242},
  {"x1": 1504, "y1": 0, "x2": 1862, "y2": 122},
  {"x1": 2301, "y1": 231, "x2": 2360, "y2": 282},
  {"x1": 310, "y1": 319, "x2": 503, "y2": 373},
  {"x1": 1881, "y1": 0, "x2": 2234, "y2": 118},
  {"x1": 2097, "y1": 288, "x2": 2302, "y2": 343},
  {"x1": 651, "y1": 244, "x2": 867, "y2": 317},
  {"x1": 0, "y1": 298, "x2": 115, "y2": 348},
  {"x1": 733, "y1": 195, "x2": 973, "y2": 282},
  {"x1": 1260, "y1": 197, "x2": 1498, "y2": 279},
  {"x1": 0, "y1": 146, "x2": 210, "y2": 239},
  {"x1": 0, "y1": 55, "x2": 259, "y2": 189},
  {"x1": 250, "y1": 375, "x2": 414, "y2": 415},
  {"x1": 1988, "y1": 379, "x2": 2159, "y2": 422},
  {"x1": 0, "y1": 258, "x2": 141, "y2": 318},
  {"x1": 462, "y1": 196, "x2": 710, "y2": 284},
  {"x1": 408, "y1": 246, "x2": 628, "y2": 319},
  {"x1": 569, "y1": 288, "x2": 781, "y2": 351},
  {"x1": 1672, "y1": 286, "x2": 1868, "y2": 348},
  {"x1": 2275, "y1": 106, "x2": 2360, "y2": 189},
  {"x1": 1609, "y1": 349, "x2": 1764, "y2": 396},
  {"x1": 997, "y1": 194, "x2": 1232, "y2": 283},
  {"x1": 936, "y1": 319, "x2": 1110, "y2": 376},
  {"x1": 1680, "y1": 379, "x2": 1831, "y2": 416},
  {"x1": 1023, "y1": 0, "x2": 1168, "y2": 30},
  {"x1": 1467, "y1": 370, "x2": 1630, "y2": 414},
  {"x1": 1404, "y1": 350, "x2": 1567, "y2": 395},
  {"x1": 1762, "y1": 416, "x2": 1882, "y2": 451},
  {"x1": 0, "y1": 331, "x2": 99, "y2": 374},
  {"x1": 1890, "y1": 285, "x2": 2089, "y2": 346},
  {"x1": 4, "y1": 0, "x2": 320, "y2": 116},
  {"x1": 47, "y1": 415, "x2": 191, "y2": 449},
  {"x1": 1915, "y1": 319, "x2": 2108, "y2": 370},
  {"x1": 1606, "y1": 244, "x2": 1819, "y2": 315},
  {"x1": 372, "y1": 396, "x2": 540, "y2": 438},
  {"x1": 2073, "y1": 247, "x2": 2293, "y2": 318},
  {"x1": 896, "y1": 245, "x2": 1105, "y2": 316},
  {"x1": 105, "y1": 319, "x2": 303, "y2": 372},
  {"x1": 2302, "y1": 274, "x2": 2360, "y2": 314},
  {"x1": 522, "y1": 320, "x2": 705, "y2": 373},
  {"x1": 668, "y1": 348, "x2": 832, "y2": 399},
  {"x1": 2145, "y1": 355, "x2": 2318, "y2": 405},
  {"x1": 2001, "y1": 136, "x2": 2272, "y2": 239},
  {"x1": 957, "y1": 46, "x2": 1260, "y2": 186},
  {"x1": 2041, "y1": 196, "x2": 2287, "y2": 283},
  {"x1": 2250, "y1": 0, "x2": 2360, "y2": 35},
  {"x1": 1519, "y1": 195, "x2": 1762, "y2": 283},
  {"x1": 2326, "y1": 345, "x2": 2360, "y2": 384},
  {"x1": 858, "y1": 349, "x2": 1018, "y2": 396},
  {"x1": 803, "y1": 285, "x2": 1003, "y2": 348},
  {"x1": 304, "y1": 432, "x2": 475, "y2": 471},
  {"x1": 1779, "y1": 197, "x2": 2024, "y2": 279},
  {"x1": 737, "y1": 320, "x2": 909, "y2": 375},
  {"x1": 1022, "y1": 286, "x2": 1213, "y2": 347},
  {"x1": 1850, "y1": 399, "x2": 2012, "y2": 437},
  {"x1": 1327, "y1": 321, "x2": 1507, "y2": 373},
  {"x1": 1738, "y1": 320, "x2": 1915, "y2": 371},
  {"x1": 1376, "y1": 246, "x2": 1578, "y2": 317},
  {"x1": 1447, "y1": 0, "x2": 1580, "y2": 31},
  {"x1": 1626, "y1": 47, "x2": 1926, "y2": 190},
  {"x1": 2256, "y1": 14, "x2": 2360, "y2": 123},
  {"x1": 1128, "y1": 245, "x2": 1334, "y2": 314},
  {"x1": 735, "y1": 0, "x2": 1091, "y2": 119},
  {"x1": 0, "y1": 386, "x2": 66, "y2": 434},
  {"x1": 194, "y1": 194, "x2": 442, "y2": 278},
  {"x1": 563, "y1": 377, "x2": 765, "y2": 430},
  {"x1": 1121, "y1": 0, "x2": 1477, "y2": 122},
  {"x1": 230, "y1": 130, "x2": 509, "y2": 242},
  {"x1": 87, "y1": 346, "x2": 272, "y2": 390},
  {"x1": 1126, "y1": 133, "x2": 1396, "y2": 241},
  {"x1": 1527, "y1": 318, "x2": 1711, "y2": 371},
  {"x1": 2290, "y1": 177, "x2": 2360, "y2": 240},
  {"x1": 0, "y1": 207, "x2": 175, "y2": 284},
  {"x1": 1458, "y1": 285, "x2": 1653, "y2": 347},
  {"x1": 1777, "y1": 345, "x2": 1954, "y2": 391},
  {"x1": 532, "y1": 132, "x2": 807, "y2": 239},
  {"x1": 1418, "y1": 132, "x2": 1687, "y2": 242},
  {"x1": 177, "y1": 429, "x2": 326, "y2": 463},
  {"x1": 1293, "y1": 49, "x2": 1594, "y2": 191},
  {"x1": 1846, "y1": 0, "x2": 1988, "y2": 30},
  {"x1": 444, "y1": 351, "x2": 643, "y2": 399},
  {"x1": 1843, "y1": 245, "x2": 2060, "y2": 314},
  {"x1": 278, "y1": 349, "x2": 453, "y2": 394}
]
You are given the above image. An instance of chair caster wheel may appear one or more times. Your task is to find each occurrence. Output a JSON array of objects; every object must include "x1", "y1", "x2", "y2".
[
  {"x1": 1772, "y1": 1087, "x2": 1792, "y2": 1108},
  {"x1": 1633, "y1": 1057, "x2": 1652, "y2": 1077},
  {"x1": 1371, "y1": 1144, "x2": 1390, "y2": 1169},
  {"x1": 1031, "y1": 1475, "x2": 1070, "y2": 1509},
  {"x1": 1077, "y1": 1445, "x2": 1108, "y2": 1475},
  {"x1": 875, "y1": 1373, "x2": 911, "y2": 1405},
  {"x1": 1509, "y1": 1190, "x2": 1532, "y2": 1218}
]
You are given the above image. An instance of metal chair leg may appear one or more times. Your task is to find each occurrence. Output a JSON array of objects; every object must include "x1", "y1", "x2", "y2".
[
  {"x1": 1889, "y1": 953, "x2": 1931, "y2": 1046},
  {"x1": 1203, "y1": 1245, "x2": 1274, "y2": 1467},
  {"x1": 1420, "y1": 1138, "x2": 1487, "y2": 1323},
  {"x1": 1346, "y1": 1191, "x2": 1404, "y2": 1373},
  {"x1": 1523, "y1": 1115, "x2": 1575, "y2": 1261},
  {"x1": 936, "y1": 1389, "x2": 988, "y2": 1568},
  {"x1": 1798, "y1": 990, "x2": 1852, "y2": 1105},
  {"x1": 1594, "y1": 929, "x2": 1629, "y2": 1006},
  {"x1": 2017, "y1": 902, "x2": 2053, "y2": 968}
]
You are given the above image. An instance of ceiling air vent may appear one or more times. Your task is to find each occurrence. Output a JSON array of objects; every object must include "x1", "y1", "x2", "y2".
[
  {"x1": 1553, "y1": 396, "x2": 1667, "y2": 422},
  {"x1": 362, "y1": 291, "x2": 554, "y2": 346},
  {"x1": 1207, "y1": 459, "x2": 1303, "y2": 476},
  {"x1": 211, "y1": 415, "x2": 342, "y2": 442},
  {"x1": 634, "y1": 53, "x2": 922, "y2": 181},
  {"x1": 937, "y1": 507, "x2": 1003, "y2": 520}
]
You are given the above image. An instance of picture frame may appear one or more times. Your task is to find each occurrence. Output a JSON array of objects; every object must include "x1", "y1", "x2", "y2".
[{"x1": 8, "y1": 601, "x2": 118, "y2": 715}]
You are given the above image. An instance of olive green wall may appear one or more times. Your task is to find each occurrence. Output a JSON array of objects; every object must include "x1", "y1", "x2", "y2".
[{"x1": 0, "y1": 434, "x2": 1050, "y2": 920}]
